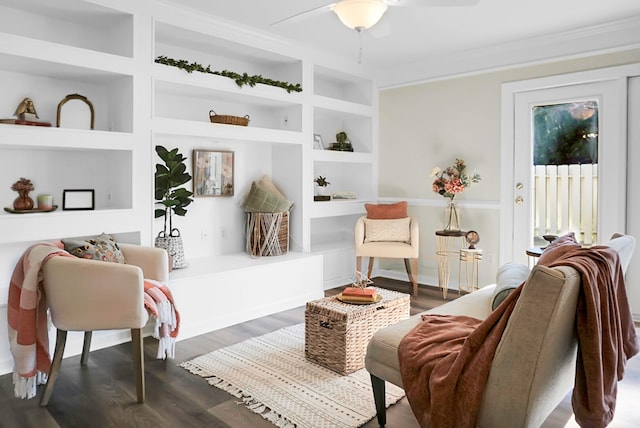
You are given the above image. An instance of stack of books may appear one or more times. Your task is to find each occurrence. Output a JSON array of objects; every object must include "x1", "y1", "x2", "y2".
[{"x1": 339, "y1": 287, "x2": 379, "y2": 303}]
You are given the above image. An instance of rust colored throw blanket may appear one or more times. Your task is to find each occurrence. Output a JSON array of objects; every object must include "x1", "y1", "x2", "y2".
[
  {"x1": 398, "y1": 246, "x2": 638, "y2": 428},
  {"x1": 8, "y1": 242, "x2": 180, "y2": 399}
]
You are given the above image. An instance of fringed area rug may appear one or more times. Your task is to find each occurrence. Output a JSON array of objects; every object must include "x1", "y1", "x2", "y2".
[{"x1": 180, "y1": 323, "x2": 405, "y2": 428}]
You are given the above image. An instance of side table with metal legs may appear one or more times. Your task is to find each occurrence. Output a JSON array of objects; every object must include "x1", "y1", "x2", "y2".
[
  {"x1": 459, "y1": 248, "x2": 483, "y2": 293},
  {"x1": 435, "y1": 230, "x2": 467, "y2": 299}
]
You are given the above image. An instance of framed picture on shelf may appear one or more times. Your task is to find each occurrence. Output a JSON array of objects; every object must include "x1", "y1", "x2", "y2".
[
  {"x1": 193, "y1": 150, "x2": 234, "y2": 197},
  {"x1": 313, "y1": 134, "x2": 325, "y2": 150},
  {"x1": 62, "y1": 189, "x2": 95, "y2": 210}
]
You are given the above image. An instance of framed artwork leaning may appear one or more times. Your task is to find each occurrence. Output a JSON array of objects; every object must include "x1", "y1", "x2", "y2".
[
  {"x1": 313, "y1": 134, "x2": 325, "y2": 150},
  {"x1": 193, "y1": 150, "x2": 234, "y2": 197}
]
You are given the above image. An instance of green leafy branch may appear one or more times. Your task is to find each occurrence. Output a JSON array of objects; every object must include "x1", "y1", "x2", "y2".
[{"x1": 155, "y1": 56, "x2": 302, "y2": 94}]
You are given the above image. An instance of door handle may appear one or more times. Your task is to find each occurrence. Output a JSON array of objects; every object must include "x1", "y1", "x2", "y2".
[
  {"x1": 515, "y1": 196, "x2": 524, "y2": 205},
  {"x1": 515, "y1": 182, "x2": 524, "y2": 190}
]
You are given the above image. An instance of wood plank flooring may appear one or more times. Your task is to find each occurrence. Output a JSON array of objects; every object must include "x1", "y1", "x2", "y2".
[{"x1": 1, "y1": 278, "x2": 638, "y2": 427}]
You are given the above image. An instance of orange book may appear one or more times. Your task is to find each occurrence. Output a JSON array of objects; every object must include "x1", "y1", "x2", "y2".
[
  {"x1": 342, "y1": 287, "x2": 376, "y2": 297},
  {"x1": 339, "y1": 293, "x2": 378, "y2": 303}
]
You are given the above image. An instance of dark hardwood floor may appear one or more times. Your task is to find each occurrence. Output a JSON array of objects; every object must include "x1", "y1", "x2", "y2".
[{"x1": 1, "y1": 278, "x2": 638, "y2": 427}]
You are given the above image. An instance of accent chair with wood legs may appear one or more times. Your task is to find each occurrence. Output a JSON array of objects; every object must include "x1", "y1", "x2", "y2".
[
  {"x1": 354, "y1": 215, "x2": 420, "y2": 296},
  {"x1": 40, "y1": 244, "x2": 168, "y2": 406}
]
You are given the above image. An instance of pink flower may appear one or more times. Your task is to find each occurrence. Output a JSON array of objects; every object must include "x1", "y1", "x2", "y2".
[{"x1": 444, "y1": 177, "x2": 465, "y2": 194}]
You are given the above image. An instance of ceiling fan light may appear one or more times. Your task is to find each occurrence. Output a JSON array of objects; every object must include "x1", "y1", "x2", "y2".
[{"x1": 333, "y1": 0, "x2": 389, "y2": 30}]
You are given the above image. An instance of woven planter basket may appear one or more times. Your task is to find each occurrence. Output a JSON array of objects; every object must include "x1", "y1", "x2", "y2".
[
  {"x1": 209, "y1": 110, "x2": 250, "y2": 126},
  {"x1": 154, "y1": 228, "x2": 187, "y2": 269}
]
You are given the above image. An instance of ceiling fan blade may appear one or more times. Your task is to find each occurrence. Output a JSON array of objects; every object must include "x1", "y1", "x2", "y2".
[
  {"x1": 384, "y1": 0, "x2": 479, "y2": 6},
  {"x1": 271, "y1": 2, "x2": 336, "y2": 26}
]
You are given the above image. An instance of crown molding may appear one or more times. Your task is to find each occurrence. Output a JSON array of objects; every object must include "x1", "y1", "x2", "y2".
[{"x1": 375, "y1": 15, "x2": 640, "y2": 89}]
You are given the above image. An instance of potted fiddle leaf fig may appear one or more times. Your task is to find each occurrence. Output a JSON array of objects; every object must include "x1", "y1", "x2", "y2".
[{"x1": 154, "y1": 145, "x2": 193, "y2": 269}]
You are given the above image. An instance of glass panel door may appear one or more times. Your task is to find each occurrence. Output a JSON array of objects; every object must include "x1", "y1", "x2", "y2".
[
  {"x1": 510, "y1": 78, "x2": 625, "y2": 264},
  {"x1": 531, "y1": 100, "x2": 599, "y2": 246}
]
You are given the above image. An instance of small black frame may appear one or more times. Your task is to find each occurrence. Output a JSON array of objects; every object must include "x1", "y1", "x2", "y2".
[{"x1": 62, "y1": 189, "x2": 95, "y2": 210}]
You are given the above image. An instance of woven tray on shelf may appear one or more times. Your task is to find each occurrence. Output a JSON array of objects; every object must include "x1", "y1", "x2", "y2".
[
  {"x1": 209, "y1": 110, "x2": 250, "y2": 126},
  {"x1": 305, "y1": 287, "x2": 410, "y2": 375}
]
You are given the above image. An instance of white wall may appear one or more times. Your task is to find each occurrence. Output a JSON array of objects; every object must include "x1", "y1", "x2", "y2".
[{"x1": 377, "y1": 48, "x2": 640, "y2": 292}]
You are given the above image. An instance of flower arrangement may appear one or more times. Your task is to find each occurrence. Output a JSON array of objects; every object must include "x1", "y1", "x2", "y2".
[
  {"x1": 11, "y1": 177, "x2": 34, "y2": 196},
  {"x1": 430, "y1": 159, "x2": 481, "y2": 200}
]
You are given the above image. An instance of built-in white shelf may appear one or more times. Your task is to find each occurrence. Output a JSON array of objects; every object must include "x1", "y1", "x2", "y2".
[
  {"x1": 310, "y1": 199, "x2": 369, "y2": 218},
  {"x1": 169, "y1": 251, "x2": 323, "y2": 340},
  {"x1": 313, "y1": 95, "x2": 373, "y2": 117},
  {"x1": 153, "y1": 64, "x2": 304, "y2": 105},
  {"x1": 152, "y1": 118, "x2": 303, "y2": 144},
  {"x1": 154, "y1": 20, "x2": 302, "y2": 85},
  {"x1": 314, "y1": 64, "x2": 372, "y2": 106},
  {"x1": 0, "y1": 209, "x2": 142, "y2": 245},
  {"x1": 169, "y1": 251, "x2": 313, "y2": 279},
  {"x1": 153, "y1": 77, "x2": 303, "y2": 132},
  {"x1": 312, "y1": 150, "x2": 373, "y2": 163},
  {"x1": 0, "y1": 34, "x2": 135, "y2": 76},
  {"x1": 0, "y1": 0, "x2": 133, "y2": 58},
  {"x1": 0, "y1": 126, "x2": 134, "y2": 151}
]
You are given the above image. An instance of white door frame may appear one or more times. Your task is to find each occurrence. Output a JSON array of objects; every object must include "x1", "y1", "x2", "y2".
[
  {"x1": 500, "y1": 63, "x2": 639, "y2": 264},
  {"x1": 627, "y1": 76, "x2": 640, "y2": 320}
]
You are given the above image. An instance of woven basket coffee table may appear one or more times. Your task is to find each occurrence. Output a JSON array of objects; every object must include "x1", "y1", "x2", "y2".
[{"x1": 305, "y1": 287, "x2": 410, "y2": 375}]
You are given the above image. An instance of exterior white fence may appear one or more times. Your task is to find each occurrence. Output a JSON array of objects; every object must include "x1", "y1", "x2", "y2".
[{"x1": 533, "y1": 164, "x2": 598, "y2": 245}]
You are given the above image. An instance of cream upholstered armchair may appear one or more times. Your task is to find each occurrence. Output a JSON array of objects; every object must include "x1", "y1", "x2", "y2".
[
  {"x1": 40, "y1": 243, "x2": 169, "y2": 406},
  {"x1": 355, "y1": 215, "x2": 420, "y2": 296}
]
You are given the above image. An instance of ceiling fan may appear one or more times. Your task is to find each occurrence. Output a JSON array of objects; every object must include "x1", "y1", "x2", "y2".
[{"x1": 272, "y1": 0, "x2": 480, "y2": 33}]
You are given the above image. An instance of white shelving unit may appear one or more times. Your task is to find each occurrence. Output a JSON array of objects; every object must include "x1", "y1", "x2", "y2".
[
  {"x1": 310, "y1": 66, "x2": 376, "y2": 287},
  {"x1": 0, "y1": 0, "x2": 377, "y2": 373},
  {"x1": 0, "y1": 1, "x2": 142, "y2": 249},
  {"x1": 0, "y1": 0, "x2": 150, "y2": 375},
  {"x1": 151, "y1": 14, "x2": 306, "y2": 257}
]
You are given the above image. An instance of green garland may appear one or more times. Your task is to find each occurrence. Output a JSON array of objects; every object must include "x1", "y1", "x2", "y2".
[{"x1": 155, "y1": 56, "x2": 302, "y2": 93}]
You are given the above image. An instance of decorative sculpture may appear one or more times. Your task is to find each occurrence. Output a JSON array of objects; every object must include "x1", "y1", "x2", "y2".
[{"x1": 14, "y1": 98, "x2": 39, "y2": 120}]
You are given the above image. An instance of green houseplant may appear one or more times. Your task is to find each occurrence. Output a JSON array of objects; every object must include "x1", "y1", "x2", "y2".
[
  {"x1": 330, "y1": 131, "x2": 354, "y2": 152},
  {"x1": 314, "y1": 175, "x2": 331, "y2": 201},
  {"x1": 154, "y1": 145, "x2": 193, "y2": 269},
  {"x1": 314, "y1": 175, "x2": 330, "y2": 187}
]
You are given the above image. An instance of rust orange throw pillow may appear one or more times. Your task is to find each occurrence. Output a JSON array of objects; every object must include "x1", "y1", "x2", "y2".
[{"x1": 365, "y1": 201, "x2": 408, "y2": 219}]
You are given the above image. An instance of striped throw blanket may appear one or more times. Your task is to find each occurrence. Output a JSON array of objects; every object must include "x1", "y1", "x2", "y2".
[
  {"x1": 8, "y1": 242, "x2": 180, "y2": 399},
  {"x1": 144, "y1": 279, "x2": 180, "y2": 359},
  {"x1": 7, "y1": 242, "x2": 70, "y2": 399}
]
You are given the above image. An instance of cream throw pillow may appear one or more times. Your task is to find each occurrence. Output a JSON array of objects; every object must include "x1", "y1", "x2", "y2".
[{"x1": 364, "y1": 217, "x2": 411, "y2": 243}]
